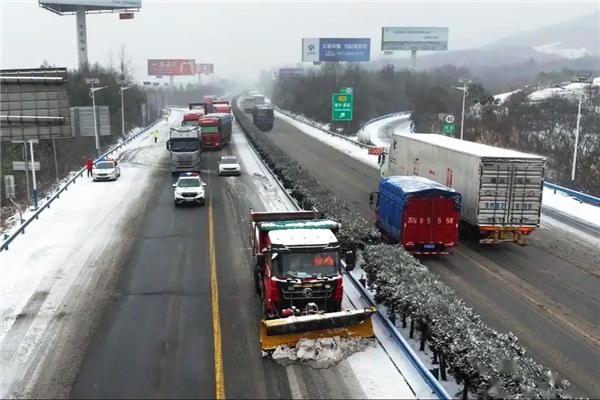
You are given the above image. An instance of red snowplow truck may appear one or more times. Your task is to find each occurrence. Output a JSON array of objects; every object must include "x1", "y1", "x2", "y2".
[
  {"x1": 251, "y1": 210, "x2": 375, "y2": 351},
  {"x1": 199, "y1": 113, "x2": 232, "y2": 149}
]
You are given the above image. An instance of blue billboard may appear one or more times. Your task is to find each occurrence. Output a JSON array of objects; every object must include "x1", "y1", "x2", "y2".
[{"x1": 319, "y1": 38, "x2": 370, "y2": 62}]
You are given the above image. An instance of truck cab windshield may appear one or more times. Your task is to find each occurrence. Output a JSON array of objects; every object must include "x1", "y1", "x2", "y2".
[
  {"x1": 170, "y1": 139, "x2": 200, "y2": 152},
  {"x1": 274, "y1": 251, "x2": 339, "y2": 279}
]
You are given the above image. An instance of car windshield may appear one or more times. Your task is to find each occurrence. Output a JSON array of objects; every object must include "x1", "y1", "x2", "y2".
[
  {"x1": 275, "y1": 251, "x2": 339, "y2": 279},
  {"x1": 178, "y1": 178, "x2": 202, "y2": 188},
  {"x1": 220, "y1": 158, "x2": 238, "y2": 165},
  {"x1": 96, "y1": 161, "x2": 114, "y2": 169},
  {"x1": 170, "y1": 139, "x2": 200, "y2": 152}
]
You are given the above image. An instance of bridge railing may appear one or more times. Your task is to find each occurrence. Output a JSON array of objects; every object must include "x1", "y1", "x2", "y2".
[{"x1": 543, "y1": 182, "x2": 600, "y2": 207}]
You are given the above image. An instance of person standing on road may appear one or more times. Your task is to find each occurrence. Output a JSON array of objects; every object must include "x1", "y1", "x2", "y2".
[
  {"x1": 85, "y1": 158, "x2": 94, "y2": 177},
  {"x1": 151, "y1": 129, "x2": 159, "y2": 143}
]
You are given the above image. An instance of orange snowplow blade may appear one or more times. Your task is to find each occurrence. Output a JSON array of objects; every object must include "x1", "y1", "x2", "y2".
[{"x1": 260, "y1": 308, "x2": 376, "y2": 351}]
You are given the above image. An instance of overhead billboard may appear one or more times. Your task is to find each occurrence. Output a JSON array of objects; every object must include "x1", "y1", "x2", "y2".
[
  {"x1": 278, "y1": 68, "x2": 304, "y2": 80},
  {"x1": 196, "y1": 63, "x2": 214, "y2": 75},
  {"x1": 39, "y1": 0, "x2": 141, "y2": 14},
  {"x1": 381, "y1": 27, "x2": 449, "y2": 51},
  {"x1": 148, "y1": 59, "x2": 196, "y2": 76},
  {"x1": 0, "y1": 68, "x2": 72, "y2": 141},
  {"x1": 302, "y1": 38, "x2": 371, "y2": 62}
]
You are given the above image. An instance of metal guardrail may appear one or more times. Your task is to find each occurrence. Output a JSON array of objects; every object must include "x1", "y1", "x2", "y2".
[
  {"x1": 274, "y1": 107, "x2": 374, "y2": 150},
  {"x1": 544, "y1": 182, "x2": 600, "y2": 206},
  {"x1": 1, "y1": 118, "x2": 163, "y2": 252},
  {"x1": 344, "y1": 264, "x2": 451, "y2": 400},
  {"x1": 361, "y1": 111, "x2": 411, "y2": 128},
  {"x1": 235, "y1": 98, "x2": 450, "y2": 400}
]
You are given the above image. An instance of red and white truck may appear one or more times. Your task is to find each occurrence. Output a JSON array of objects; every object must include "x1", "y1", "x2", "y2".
[
  {"x1": 251, "y1": 210, "x2": 375, "y2": 351},
  {"x1": 199, "y1": 113, "x2": 232, "y2": 149}
]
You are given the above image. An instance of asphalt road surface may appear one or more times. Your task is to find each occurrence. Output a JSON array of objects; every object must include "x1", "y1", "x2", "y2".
[
  {"x1": 70, "y1": 124, "x2": 367, "y2": 399},
  {"x1": 258, "y1": 114, "x2": 600, "y2": 398}
]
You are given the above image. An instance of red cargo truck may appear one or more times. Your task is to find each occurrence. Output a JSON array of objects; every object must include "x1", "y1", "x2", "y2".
[
  {"x1": 370, "y1": 176, "x2": 462, "y2": 255},
  {"x1": 181, "y1": 112, "x2": 203, "y2": 127},
  {"x1": 212, "y1": 101, "x2": 231, "y2": 114},
  {"x1": 199, "y1": 113, "x2": 232, "y2": 149}
]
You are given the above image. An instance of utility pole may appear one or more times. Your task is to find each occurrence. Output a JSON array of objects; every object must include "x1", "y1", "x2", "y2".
[{"x1": 89, "y1": 84, "x2": 107, "y2": 156}]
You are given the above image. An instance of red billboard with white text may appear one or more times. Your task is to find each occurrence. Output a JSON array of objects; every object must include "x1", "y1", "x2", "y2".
[{"x1": 147, "y1": 59, "x2": 195, "y2": 76}]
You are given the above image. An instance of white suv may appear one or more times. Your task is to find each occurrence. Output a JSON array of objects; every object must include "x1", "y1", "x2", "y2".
[
  {"x1": 218, "y1": 155, "x2": 241, "y2": 176},
  {"x1": 173, "y1": 173, "x2": 206, "y2": 206},
  {"x1": 93, "y1": 160, "x2": 121, "y2": 181}
]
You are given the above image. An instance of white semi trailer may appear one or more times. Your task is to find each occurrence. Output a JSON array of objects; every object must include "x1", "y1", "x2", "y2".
[{"x1": 382, "y1": 133, "x2": 545, "y2": 244}]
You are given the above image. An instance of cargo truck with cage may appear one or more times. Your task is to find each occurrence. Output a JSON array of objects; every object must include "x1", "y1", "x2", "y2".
[{"x1": 382, "y1": 133, "x2": 545, "y2": 244}]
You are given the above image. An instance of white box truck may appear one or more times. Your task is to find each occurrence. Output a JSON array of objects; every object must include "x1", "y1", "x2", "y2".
[{"x1": 382, "y1": 133, "x2": 545, "y2": 244}]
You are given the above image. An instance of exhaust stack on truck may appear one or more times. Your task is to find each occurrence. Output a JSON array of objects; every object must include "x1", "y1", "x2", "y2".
[{"x1": 383, "y1": 133, "x2": 545, "y2": 244}]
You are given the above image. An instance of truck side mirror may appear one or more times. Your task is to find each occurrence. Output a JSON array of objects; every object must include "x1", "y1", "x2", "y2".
[
  {"x1": 344, "y1": 250, "x2": 356, "y2": 271},
  {"x1": 256, "y1": 254, "x2": 265, "y2": 268},
  {"x1": 378, "y1": 153, "x2": 386, "y2": 166},
  {"x1": 369, "y1": 192, "x2": 379, "y2": 211},
  {"x1": 166, "y1": 140, "x2": 170, "y2": 150}
]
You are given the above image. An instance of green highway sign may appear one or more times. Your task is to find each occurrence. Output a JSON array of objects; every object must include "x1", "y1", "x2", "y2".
[
  {"x1": 443, "y1": 123, "x2": 455, "y2": 136},
  {"x1": 340, "y1": 87, "x2": 353, "y2": 94},
  {"x1": 332, "y1": 93, "x2": 353, "y2": 121}
]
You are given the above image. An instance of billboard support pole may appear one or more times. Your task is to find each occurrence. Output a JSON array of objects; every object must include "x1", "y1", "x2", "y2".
[
  {"x1": 22, "y1": 143, "x2": 31, "y2": 204},
  {"x1": 52, "y1": 139, "x2": 59, "y2": 183},
  {"x1": 411, "y1": 49, "x2": 417, "y2": 70},
  {"x1": 76, "y1": 7, "x2": 88, "y2": 68},
  {"x1": 29, "y1": 140, "x2": 38, "y2": 210}
]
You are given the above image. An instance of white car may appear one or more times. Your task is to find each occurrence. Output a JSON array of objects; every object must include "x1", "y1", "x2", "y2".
[
  {"x1": 218, "y1": 155, "x2": 241, "y2": 176},
  {"x1": 92, "y1": 160, "x2": 121, "y2": 181},
  {"x1": 173, "y1": 172, "x2": 206, "y2": 206}
]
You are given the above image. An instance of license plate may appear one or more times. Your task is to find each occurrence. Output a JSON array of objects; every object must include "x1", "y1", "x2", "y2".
[{"x1": 424, "y1": 244, "x2": 435, "y2": 250}]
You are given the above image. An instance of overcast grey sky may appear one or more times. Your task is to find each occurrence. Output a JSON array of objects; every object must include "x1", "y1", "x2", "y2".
[{"x1": 1, "y1": 1, "x2": 598, "y2": 84}]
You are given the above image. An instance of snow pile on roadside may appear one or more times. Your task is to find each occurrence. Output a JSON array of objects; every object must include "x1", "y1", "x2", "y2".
[
  {"x1": 493, "y1": 89, "x2": 522, "y2": 104},
  {"x1": 359, "y1": 113, "x2": 411, "y2": 147},
  {"x1": 272, "y1": 336, "x2": 375, "y2": 369},
  {"x1": 543, "y1": 187, "x2": 600, "y2": 227},
  {"x1": 275, "y1": 110, "x2": 379, "y2": 169}
]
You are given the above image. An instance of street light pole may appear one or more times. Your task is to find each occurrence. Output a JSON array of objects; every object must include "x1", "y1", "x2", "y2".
[
  {"x1": 451, "y1": 79, "x2": 471, "y2": 140},
  {"x1": 571, "y1": 88, "x2": 584, "y2": 182},
  {"x1": 89, "y1": 85, "x2": 108, "y2": 157},
  {"x1": 119, "y1": 86, "x2": 130, "y2": 137}
]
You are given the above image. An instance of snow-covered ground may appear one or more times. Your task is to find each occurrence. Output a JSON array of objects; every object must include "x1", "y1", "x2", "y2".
[
  {"x1": 534, "y1": 42, "x2": 590, "y2": 59},
  {"x1": 358, "y1": 113, "x2": 412, "y2": 147},
  {"x1": 277, "y1": 110, "x2": 600, "y2": 232},
  {"x1": 542, "y1": 187, "x2": 600, "y2": 227},
  {"x1": 493, "y1": 89, "x2": 522, "y2": 104},
  {"x1": 0, "y1": 114, "x2": 177, "y2": 398},
  {"x1": 275, "y1": 110, "x2": 380, "y2": 169},
  {"x1": 528, "y1": 79, "x2": 599, "y2": 102}
]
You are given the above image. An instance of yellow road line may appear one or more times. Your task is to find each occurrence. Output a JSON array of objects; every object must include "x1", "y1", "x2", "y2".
[{"x1": 209, "y1": 198, "x2": 225, "y2": 399}]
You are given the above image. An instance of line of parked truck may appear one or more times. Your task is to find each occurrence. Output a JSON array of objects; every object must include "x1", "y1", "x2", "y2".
[
  {"x1": 371, "y1": 132, "x2": 545, "y2": 254},
  {"x1": 167, "y1": 99, "x2": 233, "y2": 173}
]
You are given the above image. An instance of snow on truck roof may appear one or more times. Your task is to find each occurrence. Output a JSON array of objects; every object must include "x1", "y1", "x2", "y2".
[
  {"x1": 394, "y1": 133, "x2": 545, "y2": 160},
  {"x1": 268, "y1": 229, "x2": 338, "y2": 247}
]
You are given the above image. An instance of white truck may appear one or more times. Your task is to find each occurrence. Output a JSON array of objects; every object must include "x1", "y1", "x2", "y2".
[
  {"x1": 166, "y1": 127, "x2": 201, "y2": 173},
  {"x1": 382, "y1": 133, "x2": 545, "y2": 244},
  {"x1": 243, "y1": 94, "x2": 266, "y2": 113}
]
